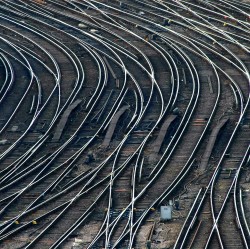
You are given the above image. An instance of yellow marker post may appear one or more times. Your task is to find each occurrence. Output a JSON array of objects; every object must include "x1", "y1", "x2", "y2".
[
  {"x1": 32, "y1": 220, "x2": 37, "y2": 225},
  {"x1": 15, "y1": 220, "x2": 19, "y2": 225}
]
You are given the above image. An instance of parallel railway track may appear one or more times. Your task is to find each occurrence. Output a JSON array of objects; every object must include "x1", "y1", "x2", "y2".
[{"x1": 0, "y1": 0, "x2": 249, "y2": 248}]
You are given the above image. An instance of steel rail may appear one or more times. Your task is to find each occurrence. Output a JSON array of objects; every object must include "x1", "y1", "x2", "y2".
[
  {"x1": 60, "y1": 71, "x2": 143, "y2": 192},
  {"x1": 33, "y1": 0, "x2": 248, "y2": 122},
  {"x1": 0, "y1": 53, "x2": 8, "y2": 87},
  {"x1": 0, "y1": 6, "x2": 84, "y2": 124},
  {"x1": 0, "y1": 7, "x2": 62, "y2": 98},
  {"x1": 105, "y1": 170, "x2": 138, "y2": 248},
  {"x1": 206, "y1": 82, "x2": 250, "y2": 249},
  {"x1": 129, "y1": 45, "x2": 200, "y2": 246},
  {"x1": 164, "y1": 1, "x2": 246, "y2": 111},
  {"x1": 140, "y1": 0, "x2": 250, "y2": 32},
  {"x1": 36, "y1": 0, "x2": 250, "y2": 247},
  {"x1": 188, "y1": 0, "x2": 250, "y2": 29},
  {"x1": 154, "y1": 0, "x2": 250, "y2": 62},
  {"x1": 86, "y1": 39, "x2": 199, "y2": 248},
  {"x1": 87, "y1": 2, "x2": 228, "y2": 183},
  {"x1": 169, "y1": 2, "x2": 250, "y2": 247},
  {"x1": 77, "y1": 2, "x2": 248, "y2": 246},
  {"x1": 40, "y1": 0, "x2": 140, "y2": 62},
  {"x1": 104, "y1": 140, "x2": 132, "y2": 248},
  {"x1": 172, "y1": 0, "x2": 250, "y2": 79},
  {"x1": 74, "y1": 2, "x2": 229, "y2": 247},
  {"x1": 240, "y1": 188, "x2": 250, "y2": 238},
  {"x1": 0, "y1": 0, "x2": 188, "y2": 246},
  {"x1": 0, "y1": 151, "x2": 132, "y2": 235},
  {"x1": 125, "y1": 90, "x2": 139, "y2": 130},
  {"x1": 151, "y1": 40, "x2": 177, "y2": 109},
  {"x1": 75, "y1": 37, "x2": 166, "y2": 132},
  {"x1": 173, "y1": 141, "x2": 247, "y2": 248},
  {"x1": 86, "y1": 0, "x2": 242, "y2": 151},
  {"x1": 173, "y1": 188, "x2": 205, "y2": 249},
  {"x1": 0, "y1": 1, "x2": 248, "y2": 247},
  {"x1": 52, "y1": 45, "x2": 175, "y2": 249},
  {"x1": 0, "y1": 10, "x2": 87, "y2": 182},
  {"x1": 161, "y1": 43, "x2": 247, "y2": 247},
  {"x1": 0, "y1": 42, "x2": 89, "y2": 189},
  {"x1": 0, "y1": 1, "x2": 158, "y2": 243},
  {"x1": 47, "y1": 45, "x2": 108, "y2": 192},
  {"x1": 205, "y1": 148, "x2": 249, "y2": 249},
  {"x1": 15, "y1": 3, "x2": 137, "y2": 131},
  {"x1": 83, "y1": 3, "x2": 200, "y2": 181},
  {"x1": 0, "y1": 43, "x2": 139, "y2": 227},
  {"x1": 62, "y1": 1, "x2": 139, "y2": 60},
  {"x1": 233, "y1": 145, "x2": 250, "y2": 248},
  {"x1": 146, "y1": 0, "x2": 250, "y2": 51},
  {"x1": 148, "y1": 38, "x2": 200, "y2": 178},
  {"x1": 128, "y1": 159, "x2": 138, "y2": 248},
  {"x1": 24, "y1": 186, "x2": 105, "y2": 249},
  {"x1": 50, "y1": 149, "x2": 139, "y2": 248},
  {"x1": 210, "y1": 0, "x2": 250, "y2": 28},
  {"x1": 0, "y1": 38, "x2": 35, "y2": 132},
  {"x1": 112, "y1": 0, "x2": 250, "y2": 50},
  {"x1": 0, "y1": 8, "x2": 104, "y2": 236},
  {"x1": 0, "y1": 29, "x2": 137, "y2": 243},
  {"x1": 58, "y1": 4, "x2": 184, "y2": 245},
  {"x1": 46, "y1": 187, "x2": 110, "y2": 249},
  {"x1": 1, "y1": 154, "x2": 48, "y2": 189},
  {"x1": 221, "y1": 0, "x2": 250, "y2": 10},
  {"x1": 92, "y1": 1, "x2": 248, "y2": 246},
  {"x1": 144, "y1": 5, "x2": 243, "y2": 115},
  {"x1": 0, "y1": 180, "x2": 109, "y2": 241},
  {"x1": 90, "y1": 89, "x2": 114, "y2": 123},
  {"x1": 141, "y1": 24, "x2": 232, "y2": 249},
  {"x1": 0, "y1": 43, "x2": 56, "y2": 180},
  {"x1": 33, "y1": 0, "x2": 175, "y2": 124},
  {"x1": 57, "y1": 67, "x2": 142, "y2": 191},
  {"x1": 173, "y1": 0, "x2": 250, "y2": 31},
  {"x1": 0, "y1": 14, "x2": 63, "y2": 165},
  {"x1": 0, "y1": 52, "x2": 13, "y2": 103},
  {"x1": 111, "y1": 159, "x2": 196, "y2": 249},
  {"x1": 0, "y1": 55, "x2": 104, "y2": 237}
]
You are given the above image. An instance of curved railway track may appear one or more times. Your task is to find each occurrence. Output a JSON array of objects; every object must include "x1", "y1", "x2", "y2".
[{"x1": 0, "y1": 0, "x2": 249, "y2": 248}]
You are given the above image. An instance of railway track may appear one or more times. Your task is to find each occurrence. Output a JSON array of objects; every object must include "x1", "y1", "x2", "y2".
[{"x1": 0, "y1": 0, "x2": 249, "y2": 248}]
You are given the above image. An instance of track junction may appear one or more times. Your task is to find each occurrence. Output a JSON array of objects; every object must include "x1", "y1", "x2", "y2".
[{"x1": 0, "y1": 0, "x2": 249, "y2": 248}]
